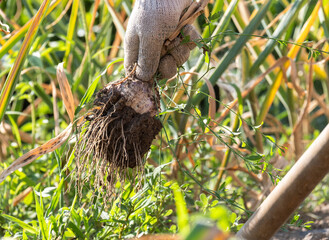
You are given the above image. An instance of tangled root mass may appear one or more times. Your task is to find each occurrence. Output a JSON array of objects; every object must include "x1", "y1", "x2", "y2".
[
  {"x1": 74, "y1": 77, "x2": 162, "y2": 197},
  {"x1": 90, "y1": 83, "x2": 162, "y2": 168}
]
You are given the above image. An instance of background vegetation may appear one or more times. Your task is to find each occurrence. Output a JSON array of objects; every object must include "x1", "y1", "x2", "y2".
[{"x1": 0, "y1": 0, "x2": 329, "y2": 239}]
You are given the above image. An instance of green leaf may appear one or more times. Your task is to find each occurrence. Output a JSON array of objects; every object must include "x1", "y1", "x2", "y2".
[
  {"x1": 1, "y1": 213, "x2": 38, "y2": 234},
  {"x1": 202, "y1": 0, "x2": 224, "y2": 39},
  {"x1": 46, "y1": 178, "x2": 64, "y2": 217},
  {"x1": 171, "y1": 182, "x2": 190, "y2": 236},
  {"x1": 265, "y1": 135, "x2": 276, "y2": 143},
  {"x1": 7, "y1": 115, "x2": 22, "y2": 147},
  {"x1": 164, "y1": 209, "x2": 173, "y2": 217},
  {"x1": 133, "y1": 196, "x2": 153, "y2": 212},
  {"x1": 200, "y1": 193, "x2": 208, "y2": 206},
  {"x1": 195, "y1": 200, "x2": 203, "y2": 208},
  {"x1": 308, "y1": 50, "x2": 313, "y2": 60},
  {"x1": 28, "y1": 54, "x2": 43, "y2": 68},
  {"x1": 64, "y1": 0, "x2": 80, "y2": 67},
  {"x1": 209, "y1": 11, "x2": 223, "y2": 21},
  {"x1": 34, "y1": 190, "x2": 48, "y2": 240},
  {"x1": 205, "y1": 51, "x2": 210, "y2": 64},
  {"x1": 68, "y1": 221, "x2": 84, "y2": 238}
]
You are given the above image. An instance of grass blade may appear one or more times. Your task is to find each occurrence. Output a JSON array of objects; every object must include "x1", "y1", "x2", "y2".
[
  {"x1": 256, "y1": 0, "x2": 322, "y2": 125},
  {"x1": 0, "y1": 0, "x2": 51, "y2": 123},
  {"x1": 1, "y1": 213, "x2": 38, "y2": 235},
  {"x1": 34, "y1": 191, "x2": 48, "y2": 240},
  {"x1": 105, "y1": 1, "x2": 126, "y2": 39},
  {"x1": 192, "y1": 0, "x2": 272, "y2": 106},
  {"x1": 7, "y1": 115, "x2": 22, "y2": 148},
  {"x1": 63, "y1": 0, "x2": 80, "y2": 67},
  {"x1": 0, "y1": 0, "x2": 61, "y2": 59},
  {"x1": 171, "y1": 182, "x2": 190, "y2": 236},
  {"x1": 46, "y1": 178, "x2": 64, "y2": 217},
  {"x1": 210, "y1": 0, "x2": 239, "y2": 46},
  {"x1": 250, "y1": 0, "x2": 305, "y2": 76}
]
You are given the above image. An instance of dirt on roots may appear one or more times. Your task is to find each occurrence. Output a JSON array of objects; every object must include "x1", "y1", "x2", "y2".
[{"x1": 73, "y1": 77, "x2": 162, "y2": 198}]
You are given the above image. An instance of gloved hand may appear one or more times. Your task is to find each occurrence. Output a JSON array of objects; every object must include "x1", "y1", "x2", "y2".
[{"x1": 124, "y1": 0, "x2": 200, "y2": 82}]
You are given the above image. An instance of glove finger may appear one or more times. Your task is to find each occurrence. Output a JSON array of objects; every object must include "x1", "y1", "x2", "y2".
[
  {"x1": 170, "y1": 44, "x2": 191, "y2": 66},
  {"x1": 124, "y1": 26, "x2": 139, "y2": 74},
  {"x1": 158, "y1": 25, "x2": 199, "y2": 79},
  {"x1": 136, "y1": 37, "x2": 163, "y2": 81},
  {"x1": 181, "y1": 24, "x2": 200, "y2": 50},
  {"x1": 158, "y1": 55, "x2": 177, "y2": 79},
  {"x1": 163, "y1": 24, "x2": 199, "y2": 67},
  {"x1": 164, "y1": 24, "x2": 199, "y2": 53}
]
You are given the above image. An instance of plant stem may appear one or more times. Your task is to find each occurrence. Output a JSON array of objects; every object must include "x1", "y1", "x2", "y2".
[{"x1": 213, "y1": 113, "x2": 240, "y2": 191}]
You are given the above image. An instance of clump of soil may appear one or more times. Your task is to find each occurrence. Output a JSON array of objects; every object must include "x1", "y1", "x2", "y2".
[{"x1": 73, "y1": 77, "x2": 162, "y2": 198}]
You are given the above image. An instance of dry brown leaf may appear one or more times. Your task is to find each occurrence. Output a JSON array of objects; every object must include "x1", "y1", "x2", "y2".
[
  {"x1": 57, "y1": 62, "x2": 75, "y2": 122},
  {"x1": 13, "y1": 187, "x2": 33, "y2": 206}
]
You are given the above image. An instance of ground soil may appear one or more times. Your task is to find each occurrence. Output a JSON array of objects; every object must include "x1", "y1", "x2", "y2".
[{"x1": 272, "y1": 203, "x2": 329, "y2": 240}]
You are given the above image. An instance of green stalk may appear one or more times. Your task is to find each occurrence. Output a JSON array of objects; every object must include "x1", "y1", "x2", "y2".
[
  {"x1": 249, "y1": 91, "x2": 264, "y2": 153},
  {"x1": 202, "y1": 0, "x2": 224, "y2": 39},
  {"x1": 63, "y1": 0, "x2": 80, "y2": 68},
  {"x1": 250, "y1": 0, "x2": 306, "y2": 76},
  {"x1": 191, "y1": 0, "x2": 272, "y2": 108},
  {"x1": 0, "y1": 0, "x2": 51, "y2": 123},
  {"x1": 213, "y1": 113, "x2": 240, "y2": 191}
]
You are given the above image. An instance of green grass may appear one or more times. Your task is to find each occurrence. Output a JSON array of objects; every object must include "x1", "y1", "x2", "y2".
[{"x1": 1, "y1": 0, "x2": 329, "y2": 239}]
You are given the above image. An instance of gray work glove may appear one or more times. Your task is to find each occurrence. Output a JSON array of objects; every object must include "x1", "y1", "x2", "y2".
[{"x1": 124, "y1": 0, "x2": 200, "y2": 82}]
